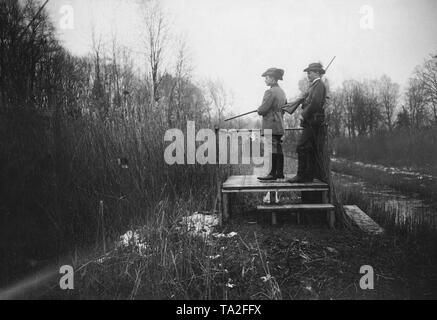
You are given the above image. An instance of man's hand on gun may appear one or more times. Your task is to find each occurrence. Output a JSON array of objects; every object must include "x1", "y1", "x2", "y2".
[{"x1": 282, "y1": 95, "x2": 305, "y2": 116}]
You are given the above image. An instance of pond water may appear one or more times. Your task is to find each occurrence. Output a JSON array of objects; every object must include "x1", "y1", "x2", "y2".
[{"x1": 333, "y1": 172, "x2": 437, "y2": 232}]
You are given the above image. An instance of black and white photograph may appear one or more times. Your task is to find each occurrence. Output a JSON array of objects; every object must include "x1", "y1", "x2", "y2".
[{"x1": 0, "y1": 0, "x2": 436, "y2": 303}]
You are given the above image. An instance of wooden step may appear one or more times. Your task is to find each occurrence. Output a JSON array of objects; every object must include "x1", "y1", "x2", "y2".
[
  {"x1": 343, "y1": 205, "x2": 384, "y2": 235},
  {"x1": 257, "y1": 203, "x2": 336, "y2": 228},
  {"x1": 257, "y1": 204, "x2": 335, "y2": 211}
]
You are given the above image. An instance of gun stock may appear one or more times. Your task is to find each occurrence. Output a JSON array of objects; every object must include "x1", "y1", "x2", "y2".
[{"x1": 282, "y1": 98, "x2": 304, "y2": 116}]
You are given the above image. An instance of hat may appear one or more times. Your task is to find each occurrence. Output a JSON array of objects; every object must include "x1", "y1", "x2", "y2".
[
  {"x1": 262, "y1": 68, "x2": 284, "y2": 80},
  {"x1": 303, "y1": 62, "x2": 326, "y2": 74}
]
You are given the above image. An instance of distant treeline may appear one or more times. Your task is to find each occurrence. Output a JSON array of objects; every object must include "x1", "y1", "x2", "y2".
[{"x1": 321, "y1": 55, "x2": 437, "y2": 168}]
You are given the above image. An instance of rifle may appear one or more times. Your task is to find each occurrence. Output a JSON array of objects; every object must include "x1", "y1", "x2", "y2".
[
  {"x1": 225, "y1": 110, "x2": 258, "y2": 122},
  {"x1": 281, "y1": 97, "x2": 305, "y2": 116}
]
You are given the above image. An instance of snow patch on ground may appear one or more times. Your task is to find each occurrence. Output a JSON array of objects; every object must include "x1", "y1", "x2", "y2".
[
  {"x1": 332, "y1": 157, "x2": 436, "y2": 180},
  {"x1": 118, "y1": 230, "x2": 149, "y2": 256},
  {"x1": 212, "y1": 232, "x2": 238, "y2": 239},
  {"x1": 179, "y1": 213, "x2": 220, "y2": 238}
]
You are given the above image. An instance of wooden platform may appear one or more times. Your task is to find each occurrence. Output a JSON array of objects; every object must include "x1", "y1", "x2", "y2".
[
  {"x1": 220, "y1": 175, "x2": 335, "y2": 228},
  {"x1": 257, "y1": 204, "x2": 335, "y2": 211},
  {"x1": 222, "y1": 175, "x2": 329, "y2": 193}
]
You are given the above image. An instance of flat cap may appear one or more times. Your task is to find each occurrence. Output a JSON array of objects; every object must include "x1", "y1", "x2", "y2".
[{"x1": 262, "y1": 68, "x2": 284, "y2": 80}]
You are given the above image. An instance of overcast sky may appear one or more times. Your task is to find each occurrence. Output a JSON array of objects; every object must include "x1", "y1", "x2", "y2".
[{"x1": 47, "y1": 0, "x2": 437, "y2": 115}]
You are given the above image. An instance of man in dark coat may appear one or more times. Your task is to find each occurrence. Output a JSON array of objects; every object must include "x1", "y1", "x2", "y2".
[
  {"x1": 287, "y1": 62, "x2": 327, "y2": 183},
  {"x1": 257, "y1": 68, "x2": 287, "y2": 181}
]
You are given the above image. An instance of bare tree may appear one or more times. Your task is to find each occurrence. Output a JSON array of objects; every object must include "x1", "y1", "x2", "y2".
[
  {"x1": 415, "y1": 55, "x2": 437, "y2": 124},
  {"x1": 406, "y1": 77, "x2": 429, "y2": 129},
  {"x1": 334, "y1": 79, "x2": 382, "y2": 138},
  {"x1": 204, "y1": 79, "x2": 231, "y2": 125},
  {"x1": 378, "y1": 75, "x2": 399, "y2": 131},
  {"x1": 141, "y1": 0, "x2": 169, "y2": 105},
  {"x1": 327, "y1": 89, "x2": 346, "y2": 137},
  {"x1": 163, "y1": 37, "x2": 193, "y2": 126}
]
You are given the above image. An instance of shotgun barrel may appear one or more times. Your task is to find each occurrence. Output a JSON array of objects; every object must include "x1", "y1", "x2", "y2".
[{"x1": 224, "y1": 110, "x2": 257, "y2": 122}]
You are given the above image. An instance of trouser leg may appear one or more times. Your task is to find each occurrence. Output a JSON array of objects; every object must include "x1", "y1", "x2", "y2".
[
  {"x1": 275, "y1": 137, "x2": 284, "y2": 179},
  {"x1": 258, "y1": 153, "x2": 277, "y2": 180},
  {"x1": 276, "y1": 153, "x2": 284, "y2": 179},
  {"x1": 270, "y1": 153, "x2": 277, "y2": 176},
  {"x1": 305, "y1": 150, "x2": 315, "y2": 181},
  {"x1": 258, "y1": 135, "x2": 282, "y2": 181},
  {"x1": 288, "y1": 127, "x2": 312, "y2": 183},
  {"x1": 287, "y1": 152, "x2": 307, "y2": 183}
]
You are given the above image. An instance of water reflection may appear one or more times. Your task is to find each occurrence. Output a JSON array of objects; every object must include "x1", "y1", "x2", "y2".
[{"x1": 333, "y1": 172, "x2": 437, "y2": 231}]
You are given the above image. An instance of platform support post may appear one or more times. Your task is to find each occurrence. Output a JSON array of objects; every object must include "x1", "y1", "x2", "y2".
[
  {"x1": 223, "y1": 193, "x2": 229, "y2": 222},
  {"x1": 323, "y1": 190, "x2": 335, "y2": 229},
  {"x1": 272, "y1": 212, "x2": 277, "y2": 225},
  {"x1": 214, "y1": 126, "x2": 223, "y2": 226},
  {"x1": 328, "y1": 210, "x2": 336, "y2": 229}
]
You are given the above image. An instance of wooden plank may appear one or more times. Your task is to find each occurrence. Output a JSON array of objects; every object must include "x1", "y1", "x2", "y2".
[
  {"x1": 343, "y1": 205, "x2": 384, "y2": 235},
  {"x1": 244, "y1": 177, "x2": 327, "y2": 188},
  {"x1": 222, "y1": 175, "x2": 329, "y2": 192},
  {"x1": 257, "y1": 204, "x2": 335, "y2": 211},
  {"x1": 222, "y1": 175, "x2": 242, "y2": 186},
  {"x1": 223, "y1": 188, "x2": 329, "y2": 193}
]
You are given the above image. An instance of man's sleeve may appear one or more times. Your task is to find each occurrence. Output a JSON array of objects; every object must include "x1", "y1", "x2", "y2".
[
  {"x1": 302, "y1": 83, "x2": 325, "y2": 120},
  {"x1": 257, "y1": 90, "x2": 274, "y2": 116}
]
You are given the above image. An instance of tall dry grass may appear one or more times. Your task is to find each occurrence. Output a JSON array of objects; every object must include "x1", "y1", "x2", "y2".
[{"x1": 0, "y1": 100, "x2": 235, "y2": 286}]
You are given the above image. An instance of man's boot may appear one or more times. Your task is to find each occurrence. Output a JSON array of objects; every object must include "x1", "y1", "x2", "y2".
[
  {"x1": 287, "y1": 152, "x2": 307, "y2": 183},
  {"x1": 304, "y1": 151, "x2": 315, "y2": 182},
  {"x1": 276, "y1": 153, "x2": 284, "y2": 179},
  {"x1": 258, "y1": 154, "x2": 278, "y2": 181}
]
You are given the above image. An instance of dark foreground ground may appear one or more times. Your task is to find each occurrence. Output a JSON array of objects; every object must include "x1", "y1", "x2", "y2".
[{"x1": 39, "y1": 210, "x2": 437, "y2": 300}]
